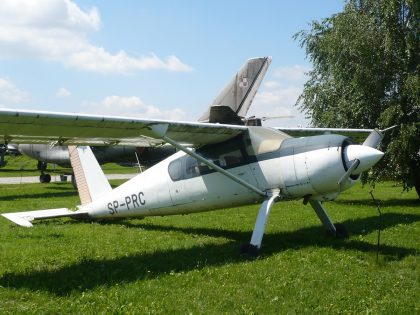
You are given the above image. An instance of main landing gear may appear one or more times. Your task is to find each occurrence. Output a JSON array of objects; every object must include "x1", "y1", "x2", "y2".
[
  {"x1": 0, "y1": 144, "x2": 6, "y2": 167},
  {"x1": 241, "y1": 195, "x2": 349, "y2": 257},
  {"x1": 240, "y1": 192, "x2": 280, "y2": 257},
  {"x1": 38, "y1": 161, "x2": 51, "y2": 183},
  {"x1": 37, "y1": 161, "x2": 77, "y2": 187}
]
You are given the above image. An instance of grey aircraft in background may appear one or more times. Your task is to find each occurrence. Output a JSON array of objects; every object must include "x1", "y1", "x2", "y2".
[{"x1": 7, "y1": 57, "x2": 272, "y2": 183}]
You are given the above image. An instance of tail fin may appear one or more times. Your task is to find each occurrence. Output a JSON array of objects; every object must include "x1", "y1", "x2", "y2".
[
  {"x1": 68, "y1": 146, "x2": 112, "y2": 205},
  {"x1": 198, "y1": 56, "x2": 271, "y2": 125}
]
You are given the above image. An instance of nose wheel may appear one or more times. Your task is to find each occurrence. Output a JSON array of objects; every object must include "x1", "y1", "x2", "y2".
[
  {"x1": 309, "y1": 200, "x2": 349, "y2": 238},
  {"x1": 333, "y1": 223, "x2": 349, "y2": 238}
]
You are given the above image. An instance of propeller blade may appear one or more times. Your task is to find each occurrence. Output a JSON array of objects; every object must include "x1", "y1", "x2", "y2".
[
  {"x1": 338, "y1": 159, "x2": 360, "y2": 191},
  {"x1": 363, "y1": 129, "x2": 383, "y2": 148}
]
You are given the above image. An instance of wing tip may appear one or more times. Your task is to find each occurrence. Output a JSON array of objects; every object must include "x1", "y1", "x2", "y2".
[{"x1": 2, "y1": 213, "x2": 34, "y2": 227}]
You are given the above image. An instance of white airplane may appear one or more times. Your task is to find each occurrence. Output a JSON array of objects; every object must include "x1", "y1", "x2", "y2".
[{"x1": 0, "y1": 64, "x2": 385, "y2": 256}]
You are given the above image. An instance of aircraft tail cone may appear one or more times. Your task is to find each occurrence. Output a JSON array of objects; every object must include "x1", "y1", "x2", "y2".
[{"x1": 345, "y1": 145, "x2": 384, "y2": 175}]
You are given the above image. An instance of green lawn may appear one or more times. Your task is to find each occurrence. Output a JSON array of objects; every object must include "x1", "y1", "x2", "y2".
[{"x1": 0, "y1": 181, "x2": 418, "y2": 314}]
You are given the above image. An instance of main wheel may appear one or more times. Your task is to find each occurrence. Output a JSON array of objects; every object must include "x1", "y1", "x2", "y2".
[
  {"x1": 240, "y1": 243, "x2": 260, "y2": 257},
  {"x1": 39, "y1": 174, "x2": 51, "y2": 183}
]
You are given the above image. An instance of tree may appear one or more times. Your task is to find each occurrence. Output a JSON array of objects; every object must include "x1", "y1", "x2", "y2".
[{"x1": 295, "y1": 0, "x2": 420, "y2": 198}]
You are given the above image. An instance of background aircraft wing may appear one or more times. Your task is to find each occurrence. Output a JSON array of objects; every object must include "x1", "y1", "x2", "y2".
[{"x1": 0, "y1": 109, "x2": 246, "y2": 147}]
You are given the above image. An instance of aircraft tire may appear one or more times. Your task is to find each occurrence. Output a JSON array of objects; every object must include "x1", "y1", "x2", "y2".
[
  {"x1": 334, "y1": 223, "x2": 349, "y2": 238},
  {"x1": 39, "y1": 174, "x2": 51, "y2": 183},
  {"x1": 239, "y1": 243, "x2": 260, "y2": 257}
]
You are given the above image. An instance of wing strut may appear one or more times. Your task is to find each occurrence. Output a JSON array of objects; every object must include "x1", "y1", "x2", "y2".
[{"x1": 151, "y1": 124, "x2": 266, "y2": 197}]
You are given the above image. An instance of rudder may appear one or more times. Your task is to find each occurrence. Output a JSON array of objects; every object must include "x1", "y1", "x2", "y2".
[{"x1": 68, "y1": 146, "x2": 112, "y2": 205}]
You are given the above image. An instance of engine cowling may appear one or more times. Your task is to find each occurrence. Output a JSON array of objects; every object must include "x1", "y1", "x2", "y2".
[{"x1": 279, "y1": 135, "x2": 383, "y2": 201}]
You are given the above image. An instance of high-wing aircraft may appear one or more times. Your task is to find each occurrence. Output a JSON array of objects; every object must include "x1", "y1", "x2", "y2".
[
  {"x1": 0, "y1": 56, "x2": 385, "y2": 254},
  {"x1": 0, "y1": 109, "x2": 384, "y2": 255},
  {"x1": 10, "y1": 57, "x2": 272, "y2": 183}
]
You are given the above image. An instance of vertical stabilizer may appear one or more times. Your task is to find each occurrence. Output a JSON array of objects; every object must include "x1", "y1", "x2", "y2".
[
  {"x1": 198, "y1": 56, "x2": 271, "y2": 124},
  {"x1": 68, "y1": 146, "x2": 112, "y2": 205}
]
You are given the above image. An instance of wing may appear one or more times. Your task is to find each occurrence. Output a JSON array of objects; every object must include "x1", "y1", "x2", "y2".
[
  {"x1": 276, "y1": 127, "x2": 374, "y2": 143},
  {"x1": 0, "y1": 109, "x2": 247, "y2": 147}
]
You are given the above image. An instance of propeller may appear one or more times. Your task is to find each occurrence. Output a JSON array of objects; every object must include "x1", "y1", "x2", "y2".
[
  {"x1": 338, "y1": 159, "x2": 360, "y2": 191},
  {"x1": 338, "y1": 127, "x2": 387, "y2": 191}
]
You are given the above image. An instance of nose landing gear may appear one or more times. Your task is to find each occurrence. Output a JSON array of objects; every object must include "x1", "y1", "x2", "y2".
[{"x1": 37, "y1": 161, "x2": 51, "y2": 183}]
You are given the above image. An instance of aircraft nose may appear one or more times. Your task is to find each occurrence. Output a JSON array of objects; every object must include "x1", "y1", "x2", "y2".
[{"x1": 344, "y1": 145, "x2": 384, "y2": 175}]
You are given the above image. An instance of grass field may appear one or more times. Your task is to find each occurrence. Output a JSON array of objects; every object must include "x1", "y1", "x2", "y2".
[
  {"x1": 0, "y1": 154, "x2": 139, "y2": 177},
  {"x1": 0, "y1": 181, "x2": 418, "y2": 314}
]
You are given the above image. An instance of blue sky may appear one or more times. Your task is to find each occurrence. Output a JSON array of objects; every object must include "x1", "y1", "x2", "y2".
[{"x1": 0, "y1": 0, "x2": 345, "y2": 127}]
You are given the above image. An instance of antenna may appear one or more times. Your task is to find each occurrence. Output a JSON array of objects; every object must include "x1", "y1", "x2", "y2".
[{"x1": 369, "y1": 190, "x2": 382, "y2": 263}]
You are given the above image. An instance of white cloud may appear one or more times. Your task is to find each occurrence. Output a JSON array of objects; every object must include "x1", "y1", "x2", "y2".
[
  {"x1": 274, "y1": 65, "x2": 310, "y2": 81},
  {"x1": 0, "y1": 0, "x2": 192, "y2": 74},
  {"x1": 248, "y1": 65, "x2": 310, "y2": 127},
  {"x1": 0, "y1": 78, "x2": 29, "y2": 105},
  {"x1": 84, "y1": 95, "x2": 187, "y2": 121},
  {"x1": 56, "y1": 87, "x2": 71, "y2": 97}
]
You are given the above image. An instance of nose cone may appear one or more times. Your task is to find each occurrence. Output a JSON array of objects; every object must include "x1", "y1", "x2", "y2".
[{"x1": 345, "y1": 145, "x2": 384, "y2": 175}]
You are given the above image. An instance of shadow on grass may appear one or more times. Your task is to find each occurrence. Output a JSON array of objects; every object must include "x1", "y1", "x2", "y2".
[
  {"x1": 0, "y1": 190, "x2": 77, "y2": 201},
  {"x1": 0, "y1": 213, "x2": 418, "y2": 296}
]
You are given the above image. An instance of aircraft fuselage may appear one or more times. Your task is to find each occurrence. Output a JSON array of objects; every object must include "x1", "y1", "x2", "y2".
[{"x1": 82, "y1": 134, "x2": 381, "y2": 220}]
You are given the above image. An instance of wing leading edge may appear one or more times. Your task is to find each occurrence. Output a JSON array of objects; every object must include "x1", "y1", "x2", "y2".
[{"x1": 0, "y1": 109, "x2": 379, "y2": 148}]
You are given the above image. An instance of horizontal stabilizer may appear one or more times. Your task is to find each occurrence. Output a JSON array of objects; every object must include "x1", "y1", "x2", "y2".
[{"x1": 2, "y1": 208, "x2": 87, "y2": 227}]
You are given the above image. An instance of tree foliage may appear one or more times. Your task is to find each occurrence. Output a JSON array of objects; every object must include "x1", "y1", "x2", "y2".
[{"x1": 295, "y1": 0, "x2": 420, "y2": 198}]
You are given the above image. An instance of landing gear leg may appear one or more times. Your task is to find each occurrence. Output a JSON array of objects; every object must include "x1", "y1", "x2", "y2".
[
  {"x1": 309, "y1": 200, "x2": 348, "y2": 238},
  {"x1": 0, "y1": 145, "x2": 6, "y2": 167},
  {"x1": 71, "y1": 173, "x2": 77, "y2": 189},
  {"x1": 241, "y1": 192, "x2": 280, "y2": 256}
]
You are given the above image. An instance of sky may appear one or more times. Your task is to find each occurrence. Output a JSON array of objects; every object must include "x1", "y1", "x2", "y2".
[{"x1": 0, "y1": 0, "x2": 345, "y2": 127}]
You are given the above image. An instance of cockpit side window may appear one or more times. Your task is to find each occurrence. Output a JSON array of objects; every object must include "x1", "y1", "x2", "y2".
[
  {"x1": 219, "y1": 149, "x2": 243, "y2": 167},
  {"x1": 167, "y1": 135, "x2": 248, "y2": 181},
  {"x1": 168, "y1": 159, "x2": 182, "y2": 181}
]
